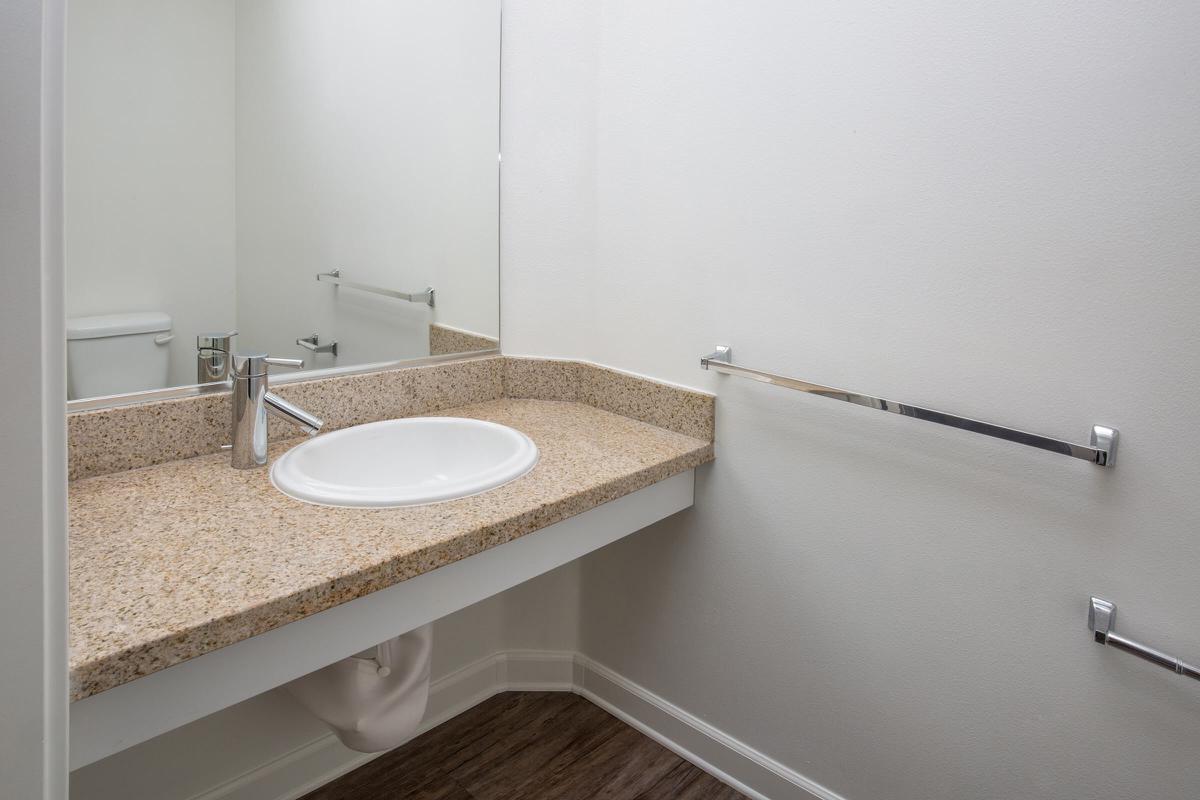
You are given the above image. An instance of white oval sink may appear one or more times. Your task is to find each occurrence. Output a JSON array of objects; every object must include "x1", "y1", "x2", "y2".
[{"x1": 270, "y1": 417, "x2": 539, "y2": 508}]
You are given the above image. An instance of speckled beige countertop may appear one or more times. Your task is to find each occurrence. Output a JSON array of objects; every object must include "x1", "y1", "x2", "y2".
[{"x1": 70, "y1": 398, "x2": 712, "y2": 702}]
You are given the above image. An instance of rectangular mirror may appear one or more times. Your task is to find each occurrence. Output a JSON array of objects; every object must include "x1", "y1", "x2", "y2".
[{"x1": 64, "y1": 0, "x2": 500, "y2": 406}]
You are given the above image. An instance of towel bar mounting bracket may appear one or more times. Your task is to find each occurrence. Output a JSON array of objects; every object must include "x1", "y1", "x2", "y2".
[{"x1": 1088, "y1": 597, "x2": 1200, "y2": 681}]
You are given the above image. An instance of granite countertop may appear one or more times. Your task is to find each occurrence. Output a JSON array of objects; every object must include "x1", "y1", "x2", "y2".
[{"x1": 69, "y1": 398, "x2": 713, "y2": 702}]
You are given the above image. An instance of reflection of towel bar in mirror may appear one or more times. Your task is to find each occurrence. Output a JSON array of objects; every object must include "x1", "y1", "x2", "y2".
[
  {"x1": 317, "y1": 269, "x2": 436, "y2": 308},
  {"x1": 296, "y1": 333, "x2": 338, "y2": 356}
]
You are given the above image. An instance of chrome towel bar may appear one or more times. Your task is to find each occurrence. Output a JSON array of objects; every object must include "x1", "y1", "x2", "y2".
[
  {"x1": 1088, "y1": 597, "x2": 1200, "y2": 681},
  {"x1": 700, "y1": 345, "x2": 1118, "y2": 467},
  {"x1": 317, "y1": 269, "x2": 435, "y2": 308}
]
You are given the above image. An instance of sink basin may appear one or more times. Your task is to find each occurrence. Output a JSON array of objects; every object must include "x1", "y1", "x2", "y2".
[{"x1": 270, "y1": 417, "x2": 539, "y2": 508}]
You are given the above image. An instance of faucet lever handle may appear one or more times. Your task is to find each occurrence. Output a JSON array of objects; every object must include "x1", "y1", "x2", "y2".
[
  {"x1": 197, "y1": 330, "x2": 238, "y2": 351},
  {"x1": 230, "y1": 353, "x2": 305, "y2": 378}
]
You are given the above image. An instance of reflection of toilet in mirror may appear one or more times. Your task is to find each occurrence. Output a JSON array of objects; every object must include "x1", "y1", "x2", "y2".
[
  {"x1": 66, "y1": 312, "x2": 173, "y2": 400},
  {"x1": 284, "y1": 624, "x2": 433, "y2": 753}
]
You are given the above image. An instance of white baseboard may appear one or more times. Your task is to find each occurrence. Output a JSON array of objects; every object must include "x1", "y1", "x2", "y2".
[
  {"x1": 191, "y1": 650, "x2": 845, "y2": 800},
  {"x1": 574, "y1": 656, "x2": 846, "y2": 800}
]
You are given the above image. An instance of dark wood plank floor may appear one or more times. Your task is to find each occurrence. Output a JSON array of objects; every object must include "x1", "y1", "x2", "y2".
[{"x1": 299, "y1": 692, "x2": 746, "y2": 800}]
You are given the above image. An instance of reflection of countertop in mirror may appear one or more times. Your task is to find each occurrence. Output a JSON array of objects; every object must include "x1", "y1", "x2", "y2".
[{"x1": 68, "y1": 361, "x2": 714, "y2": 703}]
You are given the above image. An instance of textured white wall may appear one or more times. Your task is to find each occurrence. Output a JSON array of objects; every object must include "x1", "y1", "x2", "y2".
[
  {"x1": 1, "y1": 0, "x2": 68, "y2": 795},
  {"x1": 64, "y1": 0, "x2": 237, "y2": 390},
  {"x1": 502, "y1": 1, "x2": 1200, "y2": 799},
  {"x1": 234, "y1": 0, "x2": 500, "y2": 366},
  {"x1": 498, "y1": 0, "x2": 599, "y2": 359}
]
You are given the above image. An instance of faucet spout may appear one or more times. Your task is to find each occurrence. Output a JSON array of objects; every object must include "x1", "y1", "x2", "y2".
[
  {"x1": 265, "y1": 392, "x2": 323, "y2": 436},
  {"x1": 228, "y1": 352, "x2": 323, "y2": 469}
]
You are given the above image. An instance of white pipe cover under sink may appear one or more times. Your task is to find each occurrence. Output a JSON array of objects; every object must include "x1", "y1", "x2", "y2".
[{"x1": 284, "y1": 624, "x2": 433, "y2": 752}]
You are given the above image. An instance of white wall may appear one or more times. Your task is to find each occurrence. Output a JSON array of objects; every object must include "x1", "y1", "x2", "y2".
[
  {"x1": 64, "y1": 0, "x2": 237, "y2": 390},
  {"x1": 1, "y1": 0, "x2": 68, "y2": 796},
  {"x1": 501, "y1": 2, "x2": 1200, "y2": 799},
  {"x1": 235, "y1": 0, "x2": 500, "y2": 367},
  {"x1": 498, "y1": 0, "x2": 600, "y2": 359}
]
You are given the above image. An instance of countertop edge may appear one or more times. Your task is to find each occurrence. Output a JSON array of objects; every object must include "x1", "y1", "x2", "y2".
[{"x1": 69, "y1": 438, "x2": 713, "y2": 702}]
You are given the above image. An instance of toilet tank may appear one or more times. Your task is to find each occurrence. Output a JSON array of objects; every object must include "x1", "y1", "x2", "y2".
[{"x1": 67, "y1": 312, "x2": 173, "y2": 400}]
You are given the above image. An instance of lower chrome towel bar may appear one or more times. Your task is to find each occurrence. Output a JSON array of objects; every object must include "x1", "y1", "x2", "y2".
[
  {"x1": 699, "y1": 345, "x2": 1117, "y2": 467},
  {"x1": 1088, "y1": 597, "x2": 1200, "y2": 681}
]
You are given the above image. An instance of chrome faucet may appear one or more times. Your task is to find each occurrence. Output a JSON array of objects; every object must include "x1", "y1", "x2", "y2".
[
  {"x1": 229, "y1": 353, "x2": 324, "y2": 469},
  {"x1": 197, "y1": 330, "x2": 237, "y2": 384}
]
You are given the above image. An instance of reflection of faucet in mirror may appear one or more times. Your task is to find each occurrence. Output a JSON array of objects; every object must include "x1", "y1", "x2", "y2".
[
  {"x1": 197, "y1": 331, "x2": 237, "y2": 384},
  {"x1": 229, "y1": 354, "x2": 323, "y2": 469}
]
